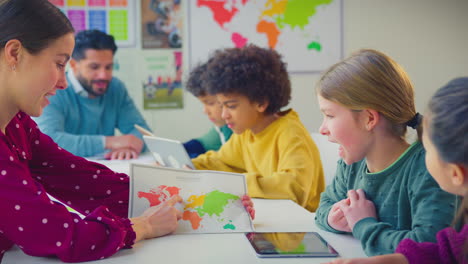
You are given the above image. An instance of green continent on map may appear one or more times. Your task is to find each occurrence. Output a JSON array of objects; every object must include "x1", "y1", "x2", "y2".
[
  {"x1": 223, "y1": 220, "x2": 236, "y2": 230},
  {"x1": 274, "y1": 0, "x2": 333, "y2": 30},
  {"x1": 195, "y1": 190, "x2": 239, "y2": 217},
  {"x1": 139, "y1": 186, "x2": 241, "y2": 231},
  {"x1": 307, "y1": 41, "x2": 322, "y2": 51}
]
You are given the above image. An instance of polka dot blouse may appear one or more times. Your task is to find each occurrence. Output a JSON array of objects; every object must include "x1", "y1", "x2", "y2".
[{"x1": 0, "y1": 113, "x2": 136, "y2": 262}]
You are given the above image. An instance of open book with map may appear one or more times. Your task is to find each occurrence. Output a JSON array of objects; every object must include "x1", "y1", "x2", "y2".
[{"x1": 129, "y1": 164, "x2": 254, "y2": 234}]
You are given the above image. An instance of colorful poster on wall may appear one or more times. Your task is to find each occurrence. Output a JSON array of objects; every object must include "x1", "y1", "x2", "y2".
[
  {"x1": 141, "y1": 0, "x2": 183, "y2": 49},
  {"x1": 188, "y1": 0, "x2": 343, "y2": 73},
  {"x1": 49, "y1": 0, "x2": 136, "y2": 47},
  {"x1": 141, "y1": 51, "x2": 183, "y2": 109}
]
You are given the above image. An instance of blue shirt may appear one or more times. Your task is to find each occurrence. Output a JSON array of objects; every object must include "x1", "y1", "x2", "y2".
[{"x1": 34, "y1": 72, "x2": 151, "y2": 157}]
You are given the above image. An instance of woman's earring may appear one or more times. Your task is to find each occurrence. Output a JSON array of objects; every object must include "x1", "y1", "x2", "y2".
[{"x1": 11, "y1": 65, "x2": 16, "y2": 71}]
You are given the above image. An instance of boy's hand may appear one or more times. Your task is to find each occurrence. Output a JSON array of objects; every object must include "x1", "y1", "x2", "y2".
[
  {"x1": 182, "y1": 164, "x2": 193, "y2": 170},
  {"x1": 339, "y1": 189, "x2": 377, "y2": 230},
  {"x1": 327, "y1": 198, "x2": 352, "y2": 232},
  {"x1": 241, "y1": 195, "x2": 255, "y2": 220}
]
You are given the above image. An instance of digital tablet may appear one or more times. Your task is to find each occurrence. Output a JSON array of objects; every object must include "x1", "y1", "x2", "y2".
[
  {"x1": 143, "y1": 135, "x2": 194, "y2": 169},
  {"x1": 245, "y1": 232, "x2": 339, "y2": 258}
]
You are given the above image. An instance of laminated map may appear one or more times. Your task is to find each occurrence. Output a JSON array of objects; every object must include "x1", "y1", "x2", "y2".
[{"x1": 129, "y1": 164, "x2": 254, "y2": 234}]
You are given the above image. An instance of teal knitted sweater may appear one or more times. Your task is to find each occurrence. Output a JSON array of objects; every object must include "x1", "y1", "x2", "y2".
[
  {"x1": 196, "y1": 125, "x2": 233, "y2": 151},
  {"x1": 315, "y1": 142, "x2": 457, "y2": 256}
]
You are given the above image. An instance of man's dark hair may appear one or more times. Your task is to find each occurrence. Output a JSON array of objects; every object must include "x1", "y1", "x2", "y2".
[
  {"x1": 204, "y1": 44, "x2": 291, "y2": 114},
  {"x1": 72, "y1": 29, "x2": 117, "y2": 60},
  {"x1": 0, "y1": 0, "x2": 74, "y2": 54}
]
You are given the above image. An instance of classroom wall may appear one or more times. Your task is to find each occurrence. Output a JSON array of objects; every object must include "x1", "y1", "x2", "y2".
[{"x1": 114, "y1": 0, "x2": 468, "y2": 142}]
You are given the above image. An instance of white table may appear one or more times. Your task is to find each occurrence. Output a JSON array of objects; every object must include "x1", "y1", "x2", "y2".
[
  {"x1": 4, "y1": 199, "x2": 366, "y2": 264},
  {"x1": 4, "y1": 157, "x2": 367, "y2": 263}
]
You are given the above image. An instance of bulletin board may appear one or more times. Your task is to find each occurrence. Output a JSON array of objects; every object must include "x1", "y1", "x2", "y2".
[{"x1": 49, "y1": 0, "x2": 136, "y2": 47}]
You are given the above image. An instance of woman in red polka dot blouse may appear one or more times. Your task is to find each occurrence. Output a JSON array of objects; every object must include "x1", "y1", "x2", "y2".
[{"x1": 0, "y1": 0, "x2": 254, "y2": 262}]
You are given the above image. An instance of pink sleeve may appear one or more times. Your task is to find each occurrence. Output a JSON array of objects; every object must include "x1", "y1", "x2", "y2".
[
  {"x1": 396, "y1": 225, "x2": 468, "y2": 264},
  {"x1": 0, "y1": 114, "x2": 135, "y2": 262},
  {"x1": 26, "y1": 115, "x2": 130, "y2": 218}
]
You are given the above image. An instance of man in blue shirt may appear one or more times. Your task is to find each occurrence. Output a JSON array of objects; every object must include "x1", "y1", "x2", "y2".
[{"x1": 34, "y1": 30, "x2": 152, "y2": 160}]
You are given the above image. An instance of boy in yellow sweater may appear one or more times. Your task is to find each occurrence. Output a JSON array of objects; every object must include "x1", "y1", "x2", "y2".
[{"x1": 192, "y1": 45, "x2": 325, "y2": 212}]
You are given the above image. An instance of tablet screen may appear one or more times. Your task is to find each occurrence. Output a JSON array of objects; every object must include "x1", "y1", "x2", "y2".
[{"x1": 245, "y1": 232, "x2": 339, "y2": 258}]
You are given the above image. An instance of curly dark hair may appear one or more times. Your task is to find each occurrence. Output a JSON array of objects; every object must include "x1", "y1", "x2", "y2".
[
  {"x1": 185, "y1": 61, "x2": 209, "y2": 97},
  {"x1": 204, "y1": 44, "x2": 291, "y2": 114}
]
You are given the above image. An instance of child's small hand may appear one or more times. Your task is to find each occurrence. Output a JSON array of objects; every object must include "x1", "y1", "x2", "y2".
[
  {"x1": 339, "y1": 189, "x2": 377, "y2": 231},
  {"x1": 241, "y1": 195, "x2": 255, "y2": 220},
  {"x1": 322, "y1": 254, "x2": 408, "y2": 264},
  {"x1": 182, "y1": 164, "x2": 193, "y2": 170},
  {"x1": 321, "y1": 258, "x2": 365, "y2": 264},
  {"x1": 327, "y1": 199, "x2": 352, "y2": 232}
]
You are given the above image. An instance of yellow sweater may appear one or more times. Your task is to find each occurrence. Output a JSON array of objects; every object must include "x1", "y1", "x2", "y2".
[{"x1": 192, "y1": 109, "x2": 325, "y2": 212}]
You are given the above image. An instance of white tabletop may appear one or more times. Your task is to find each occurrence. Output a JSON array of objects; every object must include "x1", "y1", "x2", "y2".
[
  {"x1": 4, "y1": 199, "x2": 366, "y2": 263},
  {"x1": 4, "y1": 156, "x2": 366, "y2": 263}
]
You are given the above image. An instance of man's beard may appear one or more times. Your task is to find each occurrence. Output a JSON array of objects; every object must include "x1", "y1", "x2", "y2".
[{"x1": 77, "y1": 75, "x2": 109, "y2": 98}]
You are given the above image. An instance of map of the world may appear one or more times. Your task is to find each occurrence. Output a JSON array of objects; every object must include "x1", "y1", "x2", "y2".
[
  {"x1": 129, "y1": 165, "x2": 253, "y2": 233},
  {"x1": 138, "y1": 185, "x2": 245, "y2": 232},
  {"x1": 189, "y1": 0, "x2": 342, "y2": 73}
]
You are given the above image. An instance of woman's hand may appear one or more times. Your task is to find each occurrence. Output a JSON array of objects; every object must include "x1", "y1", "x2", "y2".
[{"x1": 131, "y1": 195, "x2": 183, "y2": 242}]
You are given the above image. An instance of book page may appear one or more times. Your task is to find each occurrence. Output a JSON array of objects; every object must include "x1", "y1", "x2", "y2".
[{"x1": 129, "y1": 164, "x2": 254, "y2": 233}]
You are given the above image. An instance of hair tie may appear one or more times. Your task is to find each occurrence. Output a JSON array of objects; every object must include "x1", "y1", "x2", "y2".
[{"x1": 406, "y1": 112, "x2": 422, "y2": 129}]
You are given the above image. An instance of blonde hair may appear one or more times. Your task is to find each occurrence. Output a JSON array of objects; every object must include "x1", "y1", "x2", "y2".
[{"x1": 316, "y1": 49, "x2": 421, "y2": 139}]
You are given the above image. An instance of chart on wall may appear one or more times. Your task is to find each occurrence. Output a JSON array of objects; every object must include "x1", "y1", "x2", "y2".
[
  {"x1": 140, "y1": 50, "x2": 183, "y2": 109},
  {"x1": 141, "y1": 0, "x2": 183, "y2": 49},
  {"x1": 49, "y1": 0, "x2": 136, "y2": 47},
  {"x1": 188, "y1": 0, "x2": 342, "y2": 73}
]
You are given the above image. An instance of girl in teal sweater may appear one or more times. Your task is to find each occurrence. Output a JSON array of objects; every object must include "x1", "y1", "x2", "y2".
[
  {"x1": 324, "y1": 78, "x2": 468, "y2": 264},
  {"x1": 314, "y1": 49, "x2": 456, "y2": 256}
]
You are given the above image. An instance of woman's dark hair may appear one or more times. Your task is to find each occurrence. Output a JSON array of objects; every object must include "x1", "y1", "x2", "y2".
[
  {"x1": 427, "y1": 77, "x2": 468, "y2": 229},
  {"x1": 186, "y1": 62, "x2": 209, "y2": 97},
  {"x1": 72, "y1": 29, "x2": 118, "y2": 61},
  {"x1": 0, "y1": 0, "x2": 74, "y2": 54},
  {"x1": 204, "y1": 44, "x2": 291, "y2": 114}
]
